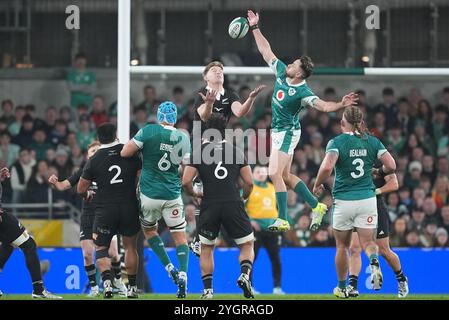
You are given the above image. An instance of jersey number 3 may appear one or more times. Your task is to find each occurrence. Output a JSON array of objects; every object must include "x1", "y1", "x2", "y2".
[
  {"x1": 351, "y1": 158, "x2": 364, "y2": 179},
  {"x1": 109, "y1": 165, "x2": 123, "y2": 184}
]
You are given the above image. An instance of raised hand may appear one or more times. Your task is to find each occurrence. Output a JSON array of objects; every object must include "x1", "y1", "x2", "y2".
[
  {"x1": 198, "y1": 89, "x2": 218, "y2": 105},
  {"x1": 247, "y1": 10, "x2": 259, "y2": 26},
  {"x1": 341, "y1": 92, "x2": 359, "y2": 108},
  {"x1": 313, "y1": 183, "x2": 325, "y2": 197},
  {"x1": 48, "y1": 174, "x2": 59, "y2": 185},
  {"x1": 249, "y1": 85, "x2": 266, "y2": 99},
  {"x1": 0, "y1": 167, "x2": 10, "y2": 181}
]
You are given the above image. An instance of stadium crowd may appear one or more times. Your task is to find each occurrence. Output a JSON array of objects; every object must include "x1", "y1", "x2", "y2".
[{"x1": 1, "y1": 61, "x2": 449, "y2": 248}]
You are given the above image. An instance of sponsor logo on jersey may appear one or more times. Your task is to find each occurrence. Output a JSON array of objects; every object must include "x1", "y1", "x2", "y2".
[
  {"x1": 172, "y1": 209, "x2": 179, "y2": 217},
  {"x1": 288, "y1": 88, "x2": 296, "y2": 96},
  {"x1": 367, "y1": 216, "x2": 374, "y2": 224},
  {"x1": 214, "y1": 107, "x2": 224, "y2": 112},
  {"x1": 276, "y1": 90, "x2": 285, "y2": 101},
  {"x1": 221, "y1": 98, "x2": 229, "y2": 104}
]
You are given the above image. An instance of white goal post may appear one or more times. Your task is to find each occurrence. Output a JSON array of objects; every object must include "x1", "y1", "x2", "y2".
[{"x1": 117, "y1": 0, "x2": 449, "y2": 142}]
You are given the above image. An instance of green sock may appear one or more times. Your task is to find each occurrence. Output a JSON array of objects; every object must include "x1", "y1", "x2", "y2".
[
  {"x1": 369, "y1": 254, "x2": 379, "y2": 264},
  {"x1": 176, "y1": 244, "x2": 189, "y2": 273},
  {"x1": 275, "y1": 192, "x2": 288, "y2": 220},
  {"x1": 148, "y1": 236, "x2": 171, "y2": 267},
  {"x1": 338, "y1": 280, "x2": 346, "y2": 289},
  {"x1": 294, "y1": 181, "x2": 318, "y2": 208}
]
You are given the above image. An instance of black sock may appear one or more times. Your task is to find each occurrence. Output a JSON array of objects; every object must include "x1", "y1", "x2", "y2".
[
  {"x1": 101, "y1": 270, "x2": 112, "y2": 283},
  {"x1": 85, "y1": 264, "x2": 97, "y2": 287},
  {"x1": 348, "y1": 275, "x2": 358, "y2": 289},
  {"x1": 240, "y1": 260, "x2": 253, "y2": 276},
  {"x1": 202, "y1": 274, "x2": 213, "y2": 290},
  {"x1": 111, "y1": 261, "x2": 121, "y2": 280},
  {"x1": 32, "y1": 280, "x2": 44, "y2": 294},
  {"x1": 395, "y1": 269, "x2": 407, "y2": 282},
  {"x1": 128, "y1": 274, "x2": 137, "y2": 287}
]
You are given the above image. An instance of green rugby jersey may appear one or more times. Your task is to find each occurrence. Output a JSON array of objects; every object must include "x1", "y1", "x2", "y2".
[
  {"x1": 269, "y1": 58, "x2": 318, "y2": 131},
  {"x1": 67, "y1": 69, "x2": 96, "y2": 108},
  {"x1": 326, "y1": 133, "x2": 387, "y2": 201},
  {"x1": 133, "y1": 124, "x2": 191, "y2": 200}
]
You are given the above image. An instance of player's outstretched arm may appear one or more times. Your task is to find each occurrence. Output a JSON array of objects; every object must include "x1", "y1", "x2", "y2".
[
  {"x1": 182, "y1": 166, "x2": 202, "y2": 198},
  {"x1": 48, "y1": 174, "x2": 71, "y2": 191},
  {"x1": 239, "y1": 165, "x2": 254, "y2": 200},
  {"x1": 313, "y1": 92, "x2": 359, "y2": 113},
  {"x1": 77, "y1": 177, "x2": 91, "y2": 198},
  {"x1": 197, "y1": 89, "x2": 218, "y2": 122},
  {"x1": 231, "y1": 85, "x2": 266, "y2": 117},
  {"x1": 121, "y1": 140, "x2": 140, "y2": 157},
  {"x1": 313, "y1": 151, "x2": 338, "y2": 196},
  {"x1": 247, "y1": 10, "x2": 276, "y2": 64}
]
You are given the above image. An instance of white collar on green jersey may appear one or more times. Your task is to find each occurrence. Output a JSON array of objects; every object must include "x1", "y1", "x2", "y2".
[
  {"x1": 206, "y1": 85, "x2": 225, "y2": 100},
  {"x1": 161, "y1": 124, "x2": 176, "y2": 130},
  {"x1": 343, "y1": 132, "x2": 354, "y2": 135},
  {"x1": 99, "y1": 140, "x2": 120, "y2": 149},
  {"x1": 285, "y1": 78, "x2": 306, "y2": 87}
]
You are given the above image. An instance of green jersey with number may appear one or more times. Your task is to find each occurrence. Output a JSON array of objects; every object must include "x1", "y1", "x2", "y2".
[
  {"x1": 269, "y1": 58, "x2": 318, "y2": 131},
  {"x1": 326, "y1": 133, "x2": 387, "y2": 201},
  {"x1": 133, "y1": 124, "x2": 191, "y2": 200}
]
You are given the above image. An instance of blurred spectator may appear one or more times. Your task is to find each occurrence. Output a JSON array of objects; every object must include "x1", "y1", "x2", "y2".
[
  {"x1": 374, "y1": 87, "x2": 398, "y2": 128},
  {"x1": 309, "y1": 132, "x2": 325, "y2": 166},
  {"x1": 172, "y1": 86, "x2": 187, "y2": 118},
  {"x1": 76, "y1": 115, "x2": 96, "y2": 151},
  {"x1": 371, "y1": 112, "x2": 387, "y2": 140},
  {"x1": 70, "y1": 144, "x2": 84, "y2": 167},
  {"x1": 423, "y1": 197, "x2": 438, "y2": 222},
  {"x1": 408, "y1": 207, "x2": 426, "y2": 232},
  {"x1": 10, "y1": 148, "x2": 35, "y2": 209},
  {"x1": 12, "y1": 114, "x2": 34, "y2": 147},
  {"x1": 67, "y1": 53, "x2": 97, "y2": 109},
  {"x1": 52, "y1": 148, "x2": 73, "y2": 180},
  {"x1": 386, "y1": 192, "x2": 408, "y2": 221},
  {"x1": 437, "y1": 157, "x2": 449, "y2": 177},
  {"x1": 26, "y1": 160, "x2": 51, "y2": 203},
  {"x1": 390, "y1": 217, "x2": 408, "y2": 247},
  {"x1": 309, "y1": 228, "x2": 334, "y2": 247},
  {"x1": 435, "y1": 228, "x2": 449, "y2": 247},
  {"x1": 432, "y1": 176, "x2": 449, "y2": 209},
  {"x1": 43, "y1": 106, "x2": 58, "y2": 135},
  {"x1": 386, "y1": 127, "x2": 405, "y2": 155},
  {"x1": 1, "y1": 99, "x2": 15, "y2": 125},
  {"x1": 130, "y1": 106, "x2": 149, "y2": 137},
  {"x1": 49, "y1": 119, "x2": 69, "y2": 147},
  {"x1": 29, "y1": 128, "x2": 53, "y2": 161},
  {"x1": 0, "y1": 131, "x2": 20, "y2": 167},
  {"x1": 396, "y1": 98, "x2": 413, "y2": 133},
  {"x1": 405, "y1": 230, "x2": 422, "y2": 247},
  {"x1": 90, "y1": 95, "x2": 108, "y2": 128},
  {"x1": 422, "y1": 155, "x2": 436, "y2": 183},
  {"x1": 137, "y1": 85, "x2": 157, "y2": 114},
  {"x1": 8, "y1": 105, "x2": 25, "y2": 136},
  {"x1": 432, "y1": 105, "x2": 448, "y2": 143},
  {"x1": 404, "y1": 161, "x2": 422, "y2": 189},
  {"x1": 420, "y1": 220, "x2": 438, "y2": 247},
  {"x1": 440, "y1": 205, "x2": 449, "y2": 233},
  {"x1": 60, "y1": 106, "x2": 77, "y2": 132},
  {"x1": 288, "y1": 214, "x2": 311, "y2": 247}
]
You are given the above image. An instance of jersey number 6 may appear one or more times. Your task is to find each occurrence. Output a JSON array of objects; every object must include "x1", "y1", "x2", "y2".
[{"x1": 214, "y1": 161, "x2": 228, "y2": 180}]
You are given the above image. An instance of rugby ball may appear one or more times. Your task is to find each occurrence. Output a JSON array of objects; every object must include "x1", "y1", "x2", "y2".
[{"x1": 228, "y1": 17, "x2": 249, "y2": 39}]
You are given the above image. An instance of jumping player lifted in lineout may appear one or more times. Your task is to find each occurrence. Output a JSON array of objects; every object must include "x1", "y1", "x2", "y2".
[{"x1": 247, "y1": 10, "x2": 359, "y2": 232}]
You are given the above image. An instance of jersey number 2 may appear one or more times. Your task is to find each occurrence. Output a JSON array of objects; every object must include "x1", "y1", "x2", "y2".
[
  {"x1": 351, "y1": 158, "x2": 364, "y2": 179},
  {"x1": 109, "y1": 165, "x2": 123, "y2": 184}
]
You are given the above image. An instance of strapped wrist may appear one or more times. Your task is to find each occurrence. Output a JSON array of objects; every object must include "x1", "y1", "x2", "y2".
[{"x1": 250, "y1": 24, "x2": 259, "y2": 31}]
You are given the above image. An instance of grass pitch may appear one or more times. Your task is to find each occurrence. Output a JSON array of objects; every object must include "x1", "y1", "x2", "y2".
[{"x1": 1, "y1": 294, "x2": 448, "y2": 300}]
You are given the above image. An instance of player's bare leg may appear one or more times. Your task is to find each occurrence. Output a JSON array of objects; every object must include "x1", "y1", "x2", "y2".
[
  {"x1": 80, "y1": 239, "x2": 99, "y2": 297},
  {"x1": 356, "y1": 227, "x2": 382, "y2": 290},
  {"x1": 237, "y1": 240, "x2": 255, "y2": 299},
  {"x1": 200, "y1": 243, "x2": 215, "y2": 299},
  {"x1": 347, "y1": 232, "x2": 362, "y2": 297},
  {"x1": 143, "y1": 226, "x2": 180, "y2": 284},
  {"x1": 171, "y1": 231, "x2": 189, "y2": 298},
  {"x1": 122, "y1": 234, "x2": 138, "y2": 298},
  {"x1": 267, "y1": 149, "x2": 291, "y2": 232},
  {"x1": 377, "y1": 237, "x2": 409, "y2": 298},
  {"x1": 333, "y1": 229, "x2": 352, "y2": 298},
  {"x1": 108, "y1": 236, "x2": 126, "y2": 296},
  {"x1": 95, "y1": 243, "x2": 113, "y2": 298}
]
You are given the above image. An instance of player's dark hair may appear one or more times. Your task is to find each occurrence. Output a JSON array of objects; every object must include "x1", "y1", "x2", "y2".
[
  {"x1": 75, "y1": 52, "x2": 87, "y2": 60},
  {"x1": 173, "y1": 86, "x2": 184, "y2": 95},
  {"x1": 382, "y1": 87, "x2": 394, "y2": 96},
  {"x1": 299, "y1": 55, "x2": 314, "y2": 79},
  {"x1": 343, "y1": 106, "x2": 369, "y2": 139},
  {"x1": 205, "y1": 114, "x2": 226, "y2": 140},
  {"x1": 97, "y1": 122, "x2": 117, "y2": 144},
  {"x1": 203, "y1": 61, "x2": 224, "y2": 77}
]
